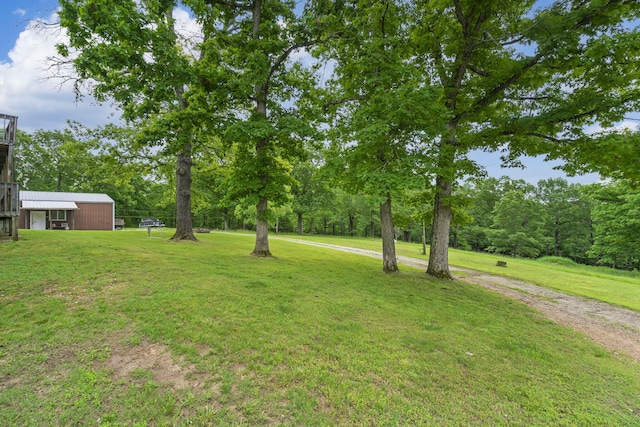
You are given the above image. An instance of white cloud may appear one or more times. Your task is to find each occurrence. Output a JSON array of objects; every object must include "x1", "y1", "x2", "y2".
[
  {"x1": 586, "y1": 119, "x2": 640, "y2": 136},
  {"x1": 613, "y1": 120, "x2": 639, "y2": 132},
  {"x1": 0, "y1": 13, "x2": 120, "y2": 132},
  {"x1": 12, "y1": 8, "x2": 27, "y2": 17},
  {"x1": 0, "y1": 6, "x2": 217, "y2": 133},
  {"x1": 173, "y1": 7, "x2": 203, "y2": 58}
]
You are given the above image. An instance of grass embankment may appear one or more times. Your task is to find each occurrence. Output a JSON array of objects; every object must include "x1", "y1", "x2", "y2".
[
  {"x1": 280, "y1": 233, "x2": 640, "y2": 312},
  {"x1": 1, "y1": 230, "x2": 639, "y2": 425}
]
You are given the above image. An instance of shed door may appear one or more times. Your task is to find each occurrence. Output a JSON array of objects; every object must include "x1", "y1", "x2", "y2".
[{"x1": 31, "y1": 211, "x2": 46, "y2": 230}]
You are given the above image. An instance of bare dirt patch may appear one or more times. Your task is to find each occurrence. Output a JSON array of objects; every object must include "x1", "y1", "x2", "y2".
[
  {"x1": 106, "y1": 339, "x2": 208, "y2": 390},
  {"x1": 277, "y1": 238, "x2": 640, "y2": 362},
  {"x1": 44, "y1": 277, "x2": 127, "y2": 306}
]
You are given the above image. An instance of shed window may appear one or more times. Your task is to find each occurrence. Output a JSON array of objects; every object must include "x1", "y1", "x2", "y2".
[{"x1": 50, "y1": 210, "x2": 66, "y2": 220}]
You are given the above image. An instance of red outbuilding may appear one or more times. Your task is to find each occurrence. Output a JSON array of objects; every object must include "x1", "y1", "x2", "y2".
[{"x1": 19, "y1": 191, "x2": 115, "y2": 231}]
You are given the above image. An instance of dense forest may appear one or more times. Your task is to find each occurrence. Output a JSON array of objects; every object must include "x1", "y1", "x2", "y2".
[
  {"x1": 15, "y1": 125, "x2": 640, "y2": 270},
  {"x1": 24, "y1": 0, "x2": 640, "y2": 275}
]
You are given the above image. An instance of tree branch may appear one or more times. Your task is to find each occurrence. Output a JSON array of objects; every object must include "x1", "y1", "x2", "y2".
[
  {"x1": 492, "y1": 128, "x2": 574, "y2": 144},
  {"x1": 203, "y1": 0, "x2": 252, "y2": 10},
  {"x1": 505, "y1": 95, "x2": 551, "y2": 101},
  {"x1": 500, "y1": 34, "x2": 527, "y2": 47},
  {"x1": 266, "y1": 36, "x2": 323, "y2": 87},
  {"x1": 458, "y1": 53, "x2": 543, "y2": 122},
  {"x1": 463, "y1": 0, "x2": 630, "y2": 121},
  {"x1": 446, "y1": 7, "x2": 489, "y2": 114},
  {"x1": 468, "y1": 65, "x2": 491, "y2": 77},
  {"x1": 546, "y1": 94, "x2": 638, "y2": 125},
  {"x1": 323, "y1": 96, "x2": 365, "y2": 112},
  {"x1": 453, "y1": 0, "x2": 467, "y2": 28},
  {"x1": 425, "y1": 22, "x2": 449, "y2": 86},
  {"x1": 525, "y1": 132, "x2": 572, "y2": 144}
]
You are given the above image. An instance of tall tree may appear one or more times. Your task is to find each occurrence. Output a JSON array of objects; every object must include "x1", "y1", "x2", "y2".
[
  {"x1": 215, "y1": 0, "x2": 320, "y2": 256},
  {"x1": 456, "y1": 177, "x2": 504, "y2": 252},
  {"x1": 15, "y1": 128, "x2": 97, "y2": 192},
  {"x1": 487, "y1": 182, "x2": 545, "y2": 258},
  {"x1": 536, "y1": 178, "x2": 592, "y2": 259},
  {"x1": 587, "y1": 181, "x2": 640, "y2": 269},
  {"x1": 411, "y1": 0, "x2": 640, "y2": 278},
  {"x1": 56, "y1": 0, "x2": 208, "y2": 241},
  {"x1": 318, "y1": 0, "x2": 446, "y2": 272},
  {"x1": 291, "y1": 160, "x2": 332, "y2": 235}
]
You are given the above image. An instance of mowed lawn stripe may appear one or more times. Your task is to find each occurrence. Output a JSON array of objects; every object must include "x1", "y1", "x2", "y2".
[{"x1": 1, "y1": 230, "x2": 638, "y2": 425}]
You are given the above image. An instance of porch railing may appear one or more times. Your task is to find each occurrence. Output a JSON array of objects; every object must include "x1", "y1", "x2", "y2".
[
  {"x1": 1, "y1": 114, "x2": 18, "y2": 144},
  {"x1": 0, "y1": 182, "x2": 19, "y2": 216}
]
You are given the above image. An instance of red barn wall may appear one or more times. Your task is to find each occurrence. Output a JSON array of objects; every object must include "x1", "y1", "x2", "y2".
[
  {"x1": 73, "y1": 203, "x2": 113, "y2": 230},
  {"x1": 18, "y1": 209, "x2": 26, "y2": 228}
]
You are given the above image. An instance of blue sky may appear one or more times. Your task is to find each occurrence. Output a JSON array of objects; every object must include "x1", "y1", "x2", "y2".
[
  {"x1": 1, "y1": 0, "x2": 119, "y2": 131},
  {"x1": 1, "y1": 0, "x2": 59, "y2": 62},
  {"x1": 0, "y1": 0, "x2": 609, "y2": 184}
]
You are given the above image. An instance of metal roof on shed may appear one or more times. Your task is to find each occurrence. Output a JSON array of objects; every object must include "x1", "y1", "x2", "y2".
[
  {"x1": 22, "y1": 201, "x2": 79, "y2": 210},
  {"x1": 20, "y1": 191, "x2": 114, "y2": 204}
]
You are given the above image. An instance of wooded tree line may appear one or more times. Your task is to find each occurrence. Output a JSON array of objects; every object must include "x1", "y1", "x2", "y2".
[
  {"x1": 15, "y1": 126, "x2": 640, "y2": 270},
  {"x1": 43, "y1": 0, "x2": 640, "y2": 276}
]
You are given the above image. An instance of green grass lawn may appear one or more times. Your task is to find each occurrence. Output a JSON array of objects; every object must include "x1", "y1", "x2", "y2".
[
  {"x1": 1, "y1": 230, "x2": 639, "y2": 425},
  {"x1": 279, "y1": 233, "x2": 640, "y2": 312}
]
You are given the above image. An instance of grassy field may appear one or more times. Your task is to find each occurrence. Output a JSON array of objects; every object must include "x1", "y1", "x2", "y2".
[
  {"x1": 280, "y1": 233, "x2": 640, "y2": 312},
  {"x1": 1, "y1": 230, "x2": 639, "y2": 425}
]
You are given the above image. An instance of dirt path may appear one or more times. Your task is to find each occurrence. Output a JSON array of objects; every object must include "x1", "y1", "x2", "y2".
[{"x1": 276, "y1": 237, "x2": 640, "y2": 362}]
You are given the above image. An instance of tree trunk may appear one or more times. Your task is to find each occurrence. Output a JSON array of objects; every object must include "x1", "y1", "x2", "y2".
[
  {"x1": 165, "y1": 3, "x2": 196, "y2": 242},
  {"x1": 427, "y1": 175, "x2": 453, "y2": 279},
  {"x1": 171, "y1": 145, "x2": 197, "y2": 241},
  {"x1": 370, "y1": 220, "x2": 375, "y2": 239},
  {"x1": 249, "y1": 0, "x2": 271, "y2": 257},
  {"x1": 252, "y1": 130, "x2": 271, "y2": 253},
  {"x1": 422, "y1": 221, "x2": 427, "y2": 256},
  {"x1": 252, "y1": 197, "x2": 271, "y2": 256},
  {"x1": 223, "y1": 208, "x2": 230, "y2": 231},
  {"x1": 297, "y1": 212, "x2": 303, "y2": 234},
  {"x1": 380, "y1": 193, "x2": 399, "y2": 273}
]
